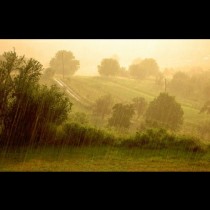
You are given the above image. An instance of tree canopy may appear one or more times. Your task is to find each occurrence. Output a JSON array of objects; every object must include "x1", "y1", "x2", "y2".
[
  {"x1": 0, "y1": 51, "x2": 72, "y2": 147},
  {"x1": 132, "y1": 97, "x2": 148, "y2": 119},
  {"x1": 145, "y1": 93, "x2": 184, "y2": 130},
  {"x1": 108, "y1": 103, "x2": 135, "y2": 128},
  {"x1": 49, "y1": 50, "x2": 80, "y2": 77},
  {"x1": 129, "y1": 58, "x2": 159, "y2": 79},
  {"x1": 93, "y1": 94, "x2": 113, "y2": 119},
  {"x1": 98, "y1": 58, "x2": 120, "y2": 76}
]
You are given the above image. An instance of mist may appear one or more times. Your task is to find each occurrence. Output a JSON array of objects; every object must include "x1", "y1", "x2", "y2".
[
  {"x1": 1, "y1": 39, "x2": 210, "y2": 75},
  {"x1": 2, "y1": 39, "x2": 210, "y2": 171}
]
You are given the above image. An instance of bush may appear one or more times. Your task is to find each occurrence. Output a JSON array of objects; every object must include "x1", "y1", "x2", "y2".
[
  {"x1": 121, "y1": 128, "x2": 205, "y2": 153},
  {"x1": 61, "y1": 123, "x2": 115, "y2": 146}
]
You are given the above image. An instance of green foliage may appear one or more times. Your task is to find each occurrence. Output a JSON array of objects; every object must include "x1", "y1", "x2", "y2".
[
  {"x1": 0, "y1": 51, "x2": 72, "y2": 147},
  {"x1": 93, "y1": 94, "x2": 113, "y2": 119},
  {"x1": 49, "y1": 50, "x2": 80, "y2": 76},
  {"x1": 132, "y1": 97, "x2": 147, "y2": 118},
  {"x1": 121, "y1": 128, "x2": 205, "y2": 153},
  {"x1": 98, "y1": 58, "x2": 120, "y2": 76},
  {"x1": 62, "y1": 123, "x2": 114, "y2": 146},
  {"x1": 70, "y1": 112, "x2": 89, "y2": 124},
  {"x1": 145, "y1": 93, "x2": 184, "y2": 130},
  {"x1": 108, "y1": 103, "x2": 135, "y2": 128}
]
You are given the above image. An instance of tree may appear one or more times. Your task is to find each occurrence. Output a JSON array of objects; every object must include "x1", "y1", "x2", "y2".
[
  {"x1": 200, "y1": 101, "x2": 210, "y2": 114},
  {"x1": 98, "y1": 58, "x2": 120, "y2": 76},
  {"x1": 168, "y1": 71, "x2": 191, "y2": 97},
  {"x1": 93, "y1": 94, "x2": 113, "y2": 119},
  {"x1": 145, "y1": 93, "x2": 184, "y2": 130},
  {"x1": 0, "y1": 51, "x2": 72, "y2": 147},
  {"x1": 132, "y1": 97, "x2": 148, "y2": 119},
  {"x1": 108, "y1": 103, "x2": 135, "y2": 128},
  {"x1": 49, "y1": 50, "x2": 80, "y2": 77},
  {"x1": 129, "y1": 58, "x2": 159, "y2": 79},
  {"x1": 140, "y1": 58, "x2": 159, "y2": 77},
  {"x1": 129, "y1": 63, "x2": 146, "y2": 79}
]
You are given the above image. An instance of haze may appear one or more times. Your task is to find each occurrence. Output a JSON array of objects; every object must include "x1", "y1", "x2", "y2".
[{"x1": 1, "y1": 39, "x2": 210, "y2": 75}]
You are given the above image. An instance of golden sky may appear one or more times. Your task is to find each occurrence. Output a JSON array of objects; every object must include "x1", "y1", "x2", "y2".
[{"x1": 1, "y1": 39, "x2": 210, "y2": 75}]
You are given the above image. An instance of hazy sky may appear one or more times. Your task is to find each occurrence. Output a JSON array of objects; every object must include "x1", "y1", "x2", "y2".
[{"x1": 1, "y1": 39, "x2": 210, "y2": 75}]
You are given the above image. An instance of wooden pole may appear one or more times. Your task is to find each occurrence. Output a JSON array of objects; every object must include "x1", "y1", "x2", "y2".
[
  {"x1": 165, "y1": 78, "x2": 167, "y2": 92},
  {"x1": 62, "y1": 51, "x2": 64, "y2": 79}
]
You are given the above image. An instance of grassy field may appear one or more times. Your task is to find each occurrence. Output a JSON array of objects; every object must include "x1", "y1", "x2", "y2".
[
  {"x1": 1, "y1": 146, "x2": 210, "y2": 171},
  {"x1": 59, "y1": 76, "x2": 209, "y2": 138}
]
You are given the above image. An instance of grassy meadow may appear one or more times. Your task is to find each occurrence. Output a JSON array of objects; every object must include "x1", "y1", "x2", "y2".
[
  {"x1": 60, "y1": 76, "x2": 210, "y2": 140},
  {"x1": 1, "y1": 146, "x2": 210, "y2": 171}
]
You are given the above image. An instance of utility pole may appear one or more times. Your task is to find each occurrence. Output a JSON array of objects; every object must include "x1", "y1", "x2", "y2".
[
  {"x1": 62, "y1": 51, "x2": 64, "y2": 79},
  {"x1": 164, "y1": 78, "x2": 167, "y2": 92}
]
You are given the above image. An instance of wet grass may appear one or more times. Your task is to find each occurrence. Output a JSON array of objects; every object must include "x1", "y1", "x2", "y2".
[
  {"x1": 63, "y1": 76, "x2": 209, "y2": 131},
  {"x1": 1, "y1": 146, "x2": 210, "y2": 171}
]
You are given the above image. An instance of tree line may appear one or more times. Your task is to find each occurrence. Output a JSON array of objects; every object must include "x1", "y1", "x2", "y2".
[{"x1": 45, "y1": 50, "x2": 160, "y2": 80}]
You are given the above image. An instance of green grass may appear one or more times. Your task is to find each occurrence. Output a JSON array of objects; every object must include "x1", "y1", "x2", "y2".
[
  {"x1": 1, "y1": 146, "x2": 210, "y2": 171},
  {"x1": 62, "y1": 76, "x2": 209, "y2": 131}
]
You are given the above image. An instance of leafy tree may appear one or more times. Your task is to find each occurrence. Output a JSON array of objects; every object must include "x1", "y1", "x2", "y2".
[
  {"x1": 132, "y1": 97, "x2": 148, "y2": 119},
  {"x1": 168, "y1": 71, "x2": 191, "y2": 97},
  {"x1": 98, "y1": 58, "x2": 120, "y2": 76},
  {"x1": 145, "y1": 93, "x2": 184, "y2": 130},
  {"x1": 93, "y1": 94, "x2": 113, "y2": 119},
  {"x1": 200, "y1": 101, "x2": 210, "y2": 114},
  {"x1": 129, "y1": 58, "x2": 159, "y2": 79},
  {"x1": 49, "y1": 50, "x2": 80, "y2": 77},
  {"x1": 0, "y1": 51, "x2": 72, "y2": 147},
  {"x1": 108, "y1": 103, "x2": 135, "y2": 128},
  {"x1": 140, "y1": 58, "x2": 159, "y2": 77},
  {"x1": 129, "y1": 63, "x2": 147, "y2": 79}
]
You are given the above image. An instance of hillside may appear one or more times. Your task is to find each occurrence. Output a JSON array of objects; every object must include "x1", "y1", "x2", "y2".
[{"x1": 52, "y1": 75, "x2": 209, "y2": 141}]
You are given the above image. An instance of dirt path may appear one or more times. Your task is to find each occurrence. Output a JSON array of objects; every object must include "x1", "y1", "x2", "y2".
[
  {"x1": 53, "y1": 77, "x2": 92, "y2": 109},
  {"x1": 53, "y1": 78, "x2": 82, "y2": 102}
]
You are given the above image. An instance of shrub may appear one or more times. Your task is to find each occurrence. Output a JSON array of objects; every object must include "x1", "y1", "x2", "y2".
[
  {"x1": 121, "y1": 128, "x2": 205, "y2": 153},
  {"x1": 62, "y1": 123, "x2": 115, "y2": 146}
]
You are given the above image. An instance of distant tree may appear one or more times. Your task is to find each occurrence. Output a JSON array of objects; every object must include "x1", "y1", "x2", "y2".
[
  {"x1": 168, "y1": 71, "x2": 191, "y2": 97},
  {"x1": 108, "y1": 103, "x2": 135, "y2": 128},
  {"x1": 200, "y1": 101, "x2": 210, "y2": 114},
  {"x1": 129, "y1": 58, "x2": 159, "y2": 79},
  {"x1": 132, "y1": 97, "x2": 148, "y2": 119},
  {"x1": 49, "y1": 50, "x2": 80, "y2": 77},
  {"x1": 93, "y1": 94, "x2": 113, "y2": 119},
  {"x1": 129, "y1": 63, "x2": 147, "y2": 79},
  {"x1": 145, "y1": 93, "x2": 184, "y2": 130},
  {"x1": 98, "y1": 58, "x2": 120, "y2": 76},
  {"x1": 140, "y1": 58, "x2": 159, "y2": 77}
]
